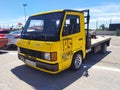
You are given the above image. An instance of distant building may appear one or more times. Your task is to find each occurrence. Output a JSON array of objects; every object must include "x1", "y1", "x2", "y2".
[{"x1": 109, "y1": 23, "x2": 120, "y2": 31}]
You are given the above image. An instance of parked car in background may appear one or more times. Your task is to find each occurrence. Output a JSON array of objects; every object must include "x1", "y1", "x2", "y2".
[
  {"x1": 6, "y1": 30, "x2": 22, "y2": 47},
  {"x1": 0, "y1": 37, "x2": 8, "y2": 49},
  {"x1": 0, "y1": 30, "x2": 11, "y2": 37}
]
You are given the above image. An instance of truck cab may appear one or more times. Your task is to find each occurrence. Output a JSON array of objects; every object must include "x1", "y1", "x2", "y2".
[{"x1": 17, "y1": 9, "x2": 110, "y2": 74}]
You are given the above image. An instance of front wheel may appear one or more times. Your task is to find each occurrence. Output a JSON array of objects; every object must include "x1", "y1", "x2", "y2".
[{"x1": 71, "y1": 53, "x2": 83, "y2": 70}]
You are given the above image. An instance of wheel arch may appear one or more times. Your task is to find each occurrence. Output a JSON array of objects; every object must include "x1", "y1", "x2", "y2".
[
  {"x1": 70, "y1": 50, "x2": 83, "y2": 70},
  {"x1": 72, "y1": 50, "x2": 85, "y2": 60}
]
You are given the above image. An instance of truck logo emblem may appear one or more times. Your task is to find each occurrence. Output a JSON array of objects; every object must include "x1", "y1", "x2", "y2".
[{"x1": 35, "y1": 44, "x2": 40, "y2": 46}]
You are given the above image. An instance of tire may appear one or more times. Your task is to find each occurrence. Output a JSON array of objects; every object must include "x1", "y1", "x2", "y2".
[
  {"x1": 71, "y1": 53, "x2": 83, "y2": 70},
  {"x1": 101, "y1": 44, "x2": 107, "y2": 54}
]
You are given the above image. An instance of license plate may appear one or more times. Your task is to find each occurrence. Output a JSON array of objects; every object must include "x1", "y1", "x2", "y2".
[{"x1": 25, "y1": 59, "x2": 36, "y2": 66}]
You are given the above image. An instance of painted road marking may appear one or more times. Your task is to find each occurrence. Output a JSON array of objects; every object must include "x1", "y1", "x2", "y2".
[
  {"x1": 9, "y1": 52, "x2": 17, "y2": 55},
  {"x1": 83, "y1": 65, "x2": 120, "y2": 73},
  {"x1": 0, "y1": 50, "x2": 17, "y2": 55},
  {"x1": 92, "y1": 65, "x2": 120, "y2": 73}
]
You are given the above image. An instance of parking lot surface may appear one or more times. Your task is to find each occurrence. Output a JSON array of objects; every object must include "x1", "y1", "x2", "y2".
[{"x1": 0, "y1": 36, "x2": 120, "y2": 90}]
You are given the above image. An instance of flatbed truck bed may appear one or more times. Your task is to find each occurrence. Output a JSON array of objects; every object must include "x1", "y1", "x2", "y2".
[{"x1": 87, "y1": 36, "x2": 111, "y2": 53}]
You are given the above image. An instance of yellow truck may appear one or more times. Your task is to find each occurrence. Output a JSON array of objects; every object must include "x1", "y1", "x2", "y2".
[{"x1": 17, "y1": 9, "x2": 111, "y2": 74}]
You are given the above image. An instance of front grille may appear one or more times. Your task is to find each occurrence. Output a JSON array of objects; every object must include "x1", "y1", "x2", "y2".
[{"x1": 20, "y1": 47, "x2": 43, "y2": 59}]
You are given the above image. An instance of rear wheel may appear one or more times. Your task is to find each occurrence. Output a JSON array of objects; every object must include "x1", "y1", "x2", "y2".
[
  {"x1": 101, "y1": 44, "x2": 107, "y2": 54},
  {"x1": 71, "y1": 53, "x2": 83, "y2": 70}
]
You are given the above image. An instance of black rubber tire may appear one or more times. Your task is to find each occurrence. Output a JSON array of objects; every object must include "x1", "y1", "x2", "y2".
[{"x1": 71, "y1": 53, "x2": 83, "y2": 70}]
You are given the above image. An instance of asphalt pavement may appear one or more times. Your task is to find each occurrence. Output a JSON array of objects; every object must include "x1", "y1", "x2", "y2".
[{"x1": 0, "y1": 36, "x2": 120, "y2": 90}]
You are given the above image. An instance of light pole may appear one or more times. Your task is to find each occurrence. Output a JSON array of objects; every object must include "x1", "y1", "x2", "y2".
[
  {"x1": 23, "y1": 4, "x2": 27, "y2": 24},
  {"x1": 96, "y1": 19, "x2": 98, "y2": 30}
]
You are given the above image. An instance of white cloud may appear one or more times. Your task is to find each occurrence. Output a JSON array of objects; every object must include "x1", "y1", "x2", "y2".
[
  {"x1": 76, "y1": 3, "x2": 120, "y2": 29},
  {"x1": 89, "y1": 3, "x2": 120, "y2": 29},
  {"x1": 0, "y1": 3, "x2": 120, "y2": 29}
]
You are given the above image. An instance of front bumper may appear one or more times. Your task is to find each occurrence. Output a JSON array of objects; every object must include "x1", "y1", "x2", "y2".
[{"x1": 18, "y1": 54, "x2": 58, "y2": 72}]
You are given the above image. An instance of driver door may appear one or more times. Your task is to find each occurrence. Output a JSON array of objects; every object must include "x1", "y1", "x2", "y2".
[{"x1": 61, "y1": 12, "x2": 84, "y2": 60}]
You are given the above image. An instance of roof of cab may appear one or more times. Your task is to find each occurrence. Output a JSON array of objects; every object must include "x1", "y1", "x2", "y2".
[
  {"x1": 31, "y1": 9, "x2": 88, "y2": 17},
  {"x1": 32, "y1": 10, "x2": 64, "y2": 16}
]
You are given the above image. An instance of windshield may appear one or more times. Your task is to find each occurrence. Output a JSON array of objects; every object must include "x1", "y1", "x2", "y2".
[
  {"x1": 9, "y1": 30, "x2": 22, "y2": 35},
  {"x1": 21, "y1": 12, "x2": 63, "y2": 41}
]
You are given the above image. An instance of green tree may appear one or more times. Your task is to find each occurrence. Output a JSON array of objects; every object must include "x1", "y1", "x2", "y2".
[{"x1": 99, "y1": 24, "x2": 105, "y2": 30}]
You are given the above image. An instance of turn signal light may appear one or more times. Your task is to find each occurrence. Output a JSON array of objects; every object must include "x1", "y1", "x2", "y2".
[{"x1": 51, "y1": 52, "x2": 57, "y2": 61}]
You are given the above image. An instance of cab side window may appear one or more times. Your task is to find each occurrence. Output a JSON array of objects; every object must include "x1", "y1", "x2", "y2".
[{"x1": 62, "y1": 15, "x2": 80, "y2": 36}]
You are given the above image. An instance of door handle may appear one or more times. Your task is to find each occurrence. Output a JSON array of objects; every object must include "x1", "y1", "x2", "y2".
[{"x1": 79, "y1": 38, "x2": 83, "y2": 40}]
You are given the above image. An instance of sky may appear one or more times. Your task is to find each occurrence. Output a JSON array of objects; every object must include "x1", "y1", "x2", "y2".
[{"x1": 0, "y1": 0, "x2": 120, "y2": 29}]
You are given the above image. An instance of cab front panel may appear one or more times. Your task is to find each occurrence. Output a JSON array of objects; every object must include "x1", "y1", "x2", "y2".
[{"x1": 17, "y1": 38, "x2": 65, "y2": 74}]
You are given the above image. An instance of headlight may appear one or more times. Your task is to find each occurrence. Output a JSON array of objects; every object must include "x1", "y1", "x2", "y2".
[
  {"x1": 44, "y1": 53, "x2": 51, "y2": 60},
  {"x1": 44, "y1": 52, "x2": 57, "y2": 61}
]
